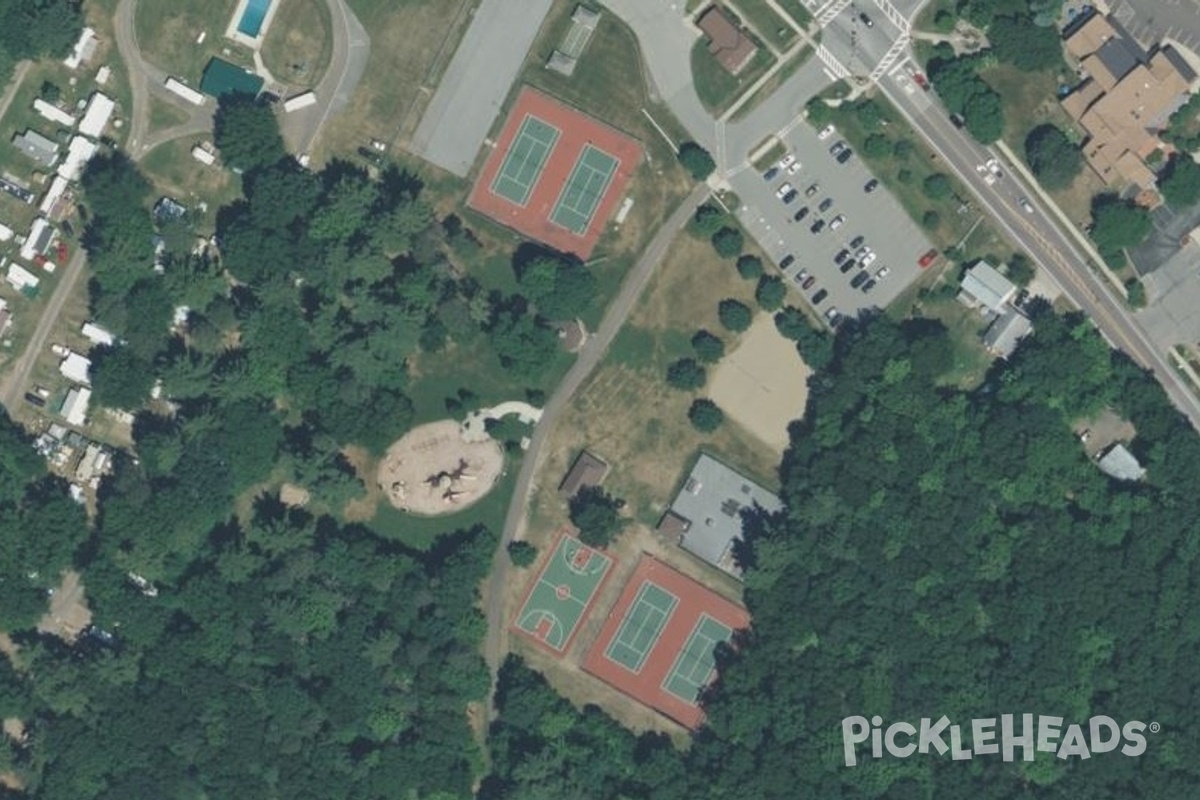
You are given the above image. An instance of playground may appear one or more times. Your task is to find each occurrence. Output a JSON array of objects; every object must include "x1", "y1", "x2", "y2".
[
  {"x1": 376, "y1": 420, "x2": 504, "y2": 516},
  {"x1": 582, "y1": 555, "x2": 749, "y2": 729},
  {"x1": 512, "y1": 530, "x2": 614, "y2": 655},
  {"x1": 468, "y1": 86, "x2": 642, "y2": 259}
]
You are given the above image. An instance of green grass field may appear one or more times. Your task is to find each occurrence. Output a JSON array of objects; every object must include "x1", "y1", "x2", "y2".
[
  {"x1": 135, "y1": 0, "x2": 251, "y2": 81},
  {"x1": 260, "y1": 0, "x2": 334, "y2": 89},
  {"x1": 728, "y1": 0, "x2": 798, "y2": 50},
  {"x1": 691, "y1": 40, "x2": 776, "y2": 115}
]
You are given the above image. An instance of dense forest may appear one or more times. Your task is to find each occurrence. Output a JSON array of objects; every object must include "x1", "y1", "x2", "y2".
[{"x1": 481, "y1": 306, "x2": 1200, "y2": 799}]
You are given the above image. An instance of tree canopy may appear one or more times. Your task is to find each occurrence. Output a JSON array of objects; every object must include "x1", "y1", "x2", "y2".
[
  {"x1": 568, "y1": 486, "x2": 624, "y2": 548},
  {"x1": 678, "y1": 142, "x2": 716, "y2": 180},
  {"x1": 1024, "y1": 124, "x2": 1082, "y2": 190},
  {"x1": 1158, "y1": 154, "x2": 1200, "y2": 209},
  {"x1": 1089, "y1": 194, "x2": 1151, "y2": 264},
  {"x1": 988, "y1": 14, "x2": 1063, "y2": 70},
  {"x1": 213, "y1": 94, "x2": 287, "y2": 173}
]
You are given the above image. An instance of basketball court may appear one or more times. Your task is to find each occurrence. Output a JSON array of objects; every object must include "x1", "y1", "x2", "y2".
[
  {"x1": 582, "y1": 555, "x2": 749, "y2": 729},
  {"x1": 512, "y1": 530, "x2": 614, "y2": 654},
  {"x1": 468, "y1": 86, "x2": 642, "y2": 259}
]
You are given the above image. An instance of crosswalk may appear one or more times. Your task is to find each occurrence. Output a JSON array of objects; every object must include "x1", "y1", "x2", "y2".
[
  {"x1": 816, "y1": 0, "x2": 854, "y2": 28},
  {"x1": 869, "y1": 34, "x2": 909, "y2": 82},
  {"x1": 816, "y1": 44, "x2": 851, "y2": 80},
  {"x1": 872, "y1": 0, "x2": 911, "y2": 34}
]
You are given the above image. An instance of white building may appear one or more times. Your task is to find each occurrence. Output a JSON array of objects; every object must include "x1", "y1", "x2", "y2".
[
  {"x1": 0, "y1": 222, "x2": 13, "y2": 241},
  {"x1": 19, "y1": 217, "x2": 54, "y2": 263},
  {"x1": 58, "y1": 136, "x2": 98, "y2": 181},
  {"x1": 60, "y1": 386, "x2": 92, "y2": 427},
  {"x1": 165, "y1": 78, "x2": 205, "y2": 106},
  {"x1": 80, "y1": 321, "x2": 115, "y2": 347},
  {"x1": 33, "y1": 99, "x2": 77, "y2": 127},
  {"x1": 96, "y1": 66, "x2": 112, "y2": 85},
  {"x1": 59, "y1": 351, "x2": 92, "y2": 385},
  {"x1": 191, "y1": 145, "x2": 216, "y2": 165},
  {"x1": 78, "y1": 92, "x2": 116, "y2": 139},
  {"x1": 283, "y1": 92, "x2": 317, "y2": 113},
  {"x1": 64, "y1": 28, "x2": 99, "y2": 70},
  {"x1": 39, "y1": 175, "x2": 71, "y2": 216},
  {"x1": 6, "y1": 263, "x2": 40, "y2": 291},
  {"x1": 959, "y1": 261, "x2": 1017, "y2": 317}
]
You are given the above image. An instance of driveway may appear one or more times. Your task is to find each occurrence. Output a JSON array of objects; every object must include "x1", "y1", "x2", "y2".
[
  {"x1": 1109, "y1": 0, "x2": 1200, "y2": 54},
  {"x1": 409, "y1": 0, "x2": 554, "y2": 177}
]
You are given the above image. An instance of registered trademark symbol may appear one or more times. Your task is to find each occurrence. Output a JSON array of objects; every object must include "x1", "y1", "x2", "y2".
[{"x1": 1149, "y1": 722, "x2": 1161, "y2": 733}]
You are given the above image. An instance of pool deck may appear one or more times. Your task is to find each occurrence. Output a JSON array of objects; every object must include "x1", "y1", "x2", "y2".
[{"x1": 225, "y1": 0, "x2": 281, "y2": 50}]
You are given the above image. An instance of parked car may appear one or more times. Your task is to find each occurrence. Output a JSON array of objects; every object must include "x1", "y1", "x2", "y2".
[
  {"x1": 859, "y1": 11, "x2": 874, "y2": 26},
  {"x1": 837, "y1": 148, "x2": 854, "y2": 164},
  {"x1": 812, "y1": 288, "x2": 829, "y2": 304},
  {"x1": 817, "y1": 124, "x2": 836, "y2": 141},
  {"x1": 985, "y1": 158, "x2": 1004, "y2": 180},
  {"x1": 861, "y1": 278, "x2": 877, "y2": 293},
  {"x1": 830, "y1": 140, "x2": 846, "y2": 157},
  {"x1": 779, "y1": 154, "x2": 796, "y2": 171},
  {"x1": 787, "y1": 160, "x2": 803, "y2": 175},
  {"x1": 875, "y1": 265, "x2": 891, "y2": 280},
  {"x1": 861, "y1": 251, "x2": 878, "y2": 267},
  {"x1": 764, "y1": 166, "x2": 780, "y2": 181},
  {"x1": 835, "y1": 248, "x2": 850, "y2": 264},
  {"x1": 849, "y1": 235, "x2": 865, "y2": 249},
  {"x1": 840, "y1": 259, "x2": 857, "y2": 274},
  {"x1": 825, "y1": 307, "x2": 841, "y2": 323},
  {"x1": 806, "y1": 182, "x2": 821, "y2": 197},
  {"x1": 780, "y1": 254, "x2": 795, "y2": 269},
  {"x1": 775, "y1": 182, "x2": 795, "y2": 200},
  {"x1": 802, "y1": 275, "x2": 817, "y2": 290},
  {"x1": 818, "y1": 197, "x2": 834, "y2": 212},
  {"x1": 782, "y1": 188, "x2": 799, "y2": 204},
  {"x1": 794, "y1": 268, "x2": 808, "y2": 283},
  {"x1": 810, "y1": 219, "x2": 826, "y2": 234},
  {"x1": 864, "y1": 178, "x2": 879, "y2": 193},
  {"x1": 829, "y1": 214, "x2": 846, "y2": 230},
  {"x1": 793, "y1": 206, "x2": 810, "y2": 221},
  {"x1": 855, "y1": 246, "x2": 872, "y2": 261},
  {"x1": 850, "y1": 270, "x2": 870, "y2": 289},
  {"x1": 918, "y1": 248, "x2": 939, "y2": 268}
]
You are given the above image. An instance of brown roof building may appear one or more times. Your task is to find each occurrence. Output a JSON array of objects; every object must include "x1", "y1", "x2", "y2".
[
  {"x1": 558, "y1": 450, "x2": 609, "y2": 497},
  {"x1": 1061, "y1": 14, "x2": 1196, "y2": 190},
  {"x1": 696, "y1": 5, "x2": 757, "y2": 75}
]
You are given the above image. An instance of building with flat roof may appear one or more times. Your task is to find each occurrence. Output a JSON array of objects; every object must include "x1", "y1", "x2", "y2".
[
  {"x1": 982, "y1": 307, "x2": 1033, "y2": 359},
  {"x1": 6, "y1": 264, "x2": 40, "y2": 291},
  {"x1": 81, "y1": 322, "x2": 115, "y2": 347},
  {"x1": 33, "y1": 99, "x2": 77, "y2": 127},
  {"x1": 696, "y1": 5, "x2": 757, "y2": 75},
  {"x1": 60, "y1": 387, "x2": 91, "y2": 427},
  {"x1": 200, "y1": 57, "x2": 265, "y2": 98},
  {"x1": 64, "y1": 27, "x2": 99, "y2": 70},
  {"x1": 19, "y1": 217, "x2": 54, "y2": 263},
  {"x1": 39, "y1": 175, "x2": 71, "y2": 217},
  {"x1": 666, "y1": 453, "x2": 781, "y2": 578},
  {"x1": 13, "y1": 129, "x2": 59, "y2": 168},
  {"x1": 1061, "y1": 13, "x2": 1196, "y2": 190},
  {"x1": 0, "y1": 222, "x2": 12, "y2": 241},
  {"x1": 1097, "y1": 443, "x2": 1146, "y2": 481},
  {"x1": 78, "y1": 92, "x2": 116, "y2": 139},
  {"x1": 58, "y1": 136, "x2": 98, "y2": 181},
  {"x1": 959, "y1": 260, "x2": 1017, "y2": 316},
  {"x1": 559, "y1": 450, "x2": 609, "y2": 497},
  {"x1": 60, "y1": 351, "x2": 92, "y2": 386}
]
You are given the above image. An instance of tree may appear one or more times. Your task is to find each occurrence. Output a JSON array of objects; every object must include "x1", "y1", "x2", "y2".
[
  {"x1": 988, "y1": 14, "x2": 1064, "y2": 71},
  {"x1": 40, "y1": 80, "x2": 60, "y2": 102},
  {"x1": 1089, "y1": 194, "x2": 1151, "y2": 263},
  {"x1": 666, "y1": 358, "x2": 706, "y2": 390},
  {"x1": 687, "y1": 398, "x2": 724, "y2": 432},
  {"x1": 863, "y1": 134, "x2": 891, "y2": 158},
  {"x1": 1024, "y1": 124, "x2": 1082, "y2": 190},
  {"x1": 755, "y1": 275, "x2": 786, "y2": 311},
  {"x1": 736, "y1": 254, "x2": 764, "y2": 280},
  {"x1": 568, "y1": 486, "x2": 624, "y2": 548},
  {"x1": 921, "y1": 210, "x2": 941, "y2": 229},
  {"x1": 678, "y1": 142, "x2": 716, "y2": 180},
  {"x1": 1125, "y1": 278, "x2": 1147, "y2": 308},
  {"x1": 213, "y1": 93, "x2": 286, "y2": 173},
  {"x1": 0, "y1": 0, "x2": 83, "y2": 61},
  {"x1": 490, "y1": 308, "x2": 561, "y2": 380},
  {"x1": 896, "y1": 168, "x2": 914, "y2": 184},
  {"x1": 932, "y1": 9, "x2": 956, "y2": 32},
  {"x1": 1158, "y1": 154, "x2": 1200, "y2": 209},
  {"x1": 805, "y1": 96, "x2": 834, "y2": 126},
  {"x1": 922, "y1": 173, "x2": 952, "y2": 200},
  {"x1": 774, "y1": 306, "x2": 834, "y2": 369},
  {"x1": 718, "y1": 299, "x2": 753, "y2": 332},
  {"x1": 1007, "y1": 253, "x2": 1035, "y2": 287},
  {"x1": 711, "y1": 227, "x2": 744, "y2": 258},
  {"x1": 963, "y1": 88, "x2": 1005, "y2": 143},
  {"x1": 893, "y1": 139, "x2": 914, "y2": 159},
  {"x1": 691, "y1": 330, "x2": 725, "y2": 363},
  {"x1": 516, "y1": 256, "x2": 596, "y2": 319},
  {"x1": 506, "y1": 540, "x2": 538, "y2": 568},
  {"x1": 690, "y1": 203, "x2": 726, "y2": 236},
  {"x1": 90, "y1": 345, "x2": 155, "y2": 410}
]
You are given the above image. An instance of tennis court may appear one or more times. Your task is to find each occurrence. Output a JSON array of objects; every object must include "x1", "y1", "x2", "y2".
[
  {"x1": 490, "y1": 115, "x2": 561, "y2": 206},
  {"x1": 512, "y1": 531, "x2": 613, "y2": 654},
  {"x1": 661, "y1": 614, "x2": 733, "y2": 702},
  {"x1": 550, "y1": 145, "x2": 619, "y2": 234},
  {"x1": 604, "y1": 582, "x2": 678, "y2": 673}
]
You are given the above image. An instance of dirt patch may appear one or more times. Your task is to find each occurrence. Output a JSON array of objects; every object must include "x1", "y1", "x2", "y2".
[
  {"x1": 709, "y1": 314, "x2": 809, "y2": 452},
  {"x1": 1076, "y1": 408, "x2": 1137, "y2": 459},
  {"x1": 376, "y1": 419, "x2": 504, "y2": 516},
  {"x1": 37, "y1": 570, "x2": 91, "y2": 642},
  {"x1": 279, "y1": 482, "x2": 311, "y2": 507}
]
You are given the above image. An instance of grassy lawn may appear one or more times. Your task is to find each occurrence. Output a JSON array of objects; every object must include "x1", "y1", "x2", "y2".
[
  {"x1": 260, "y1": 0, "x2": 334, "y2": 90},
  {"x1": 980, "y1": 64, "x2": 1076, "y2": 153},
  {"x1": 750, "y1": 137, "x2": 786, "y2": 170},
  {"x1": 691, "y1": 39, "x2": 776, "y2": 116},
  {"x1": 137, "y1": 138, "x2": 242, "y2": 233},
  {"x1": 134, "y1": 0, "x2": 255, "y2": 81},
  {"x1": 146, "y1": 95, "x2": 190, "y2": 134},
  {"x1": 731, "y1": 44, "x2": 812, "y2": 122},
  {"x1": 774, "y1": 0, "x2": 813, "y2": 28},
  {"x1": 727, "y1": 0, "x2": 798, "y2": 51},
  {"x1": 314, "y1": 0, "x2": 479, "y2": 161}
]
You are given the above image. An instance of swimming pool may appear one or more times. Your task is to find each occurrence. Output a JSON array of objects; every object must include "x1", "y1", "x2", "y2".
[{"x1": 237, "y1": 0, "x2": 272, "y2": 38}]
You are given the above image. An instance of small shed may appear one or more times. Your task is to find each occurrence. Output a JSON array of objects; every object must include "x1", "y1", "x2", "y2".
[
  {"x1": 559, "y1": 450, "x2": 610, "y2": 497},
  {"x1": 59, "y1": 351, "x2": 92, "y2": 386},
  {"x1": 1097, "y1": 443, "x2": 1146, "y2": 481}
]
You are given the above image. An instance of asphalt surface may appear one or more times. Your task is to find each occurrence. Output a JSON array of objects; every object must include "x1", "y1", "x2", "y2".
[
  {"x1": 409, "y1": 0, "x2": 554, "y2": 177},
  {"x1": 1109, "y1": 0, "x2": 1200, "y2": 53},
  {"x1": 484, "y1": 183, "x2": 710, "y2": 705}
]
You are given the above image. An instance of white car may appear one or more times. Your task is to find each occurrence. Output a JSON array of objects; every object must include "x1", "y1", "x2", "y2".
[
  {"x1": 976, "y1": 164, "x2": 996, "y2": 186},
  {"x1": 1019, "y1": 197, "x2": 1035, "y2": 214},
  {"x1": 787, "y1": 160, "x2": 802, "y2": 175},
  {"x1": 779, "y1": 154, "x2": 796, "y2": 171},
  {"x1": 775, "y1": 182, "x2": 795, "y2": 200},
  {"x1": 875, "y1": 266, "x2": 890, "y2": 280},
  {"x1": 861, "y1": 251, "x2": 878, "y2": 267},
  {"x1": 985, "y1": 158, "x2": 1004, "y2": 179},
  {"x1": 829, "y1": 214, "x2": 846, "y2": 230},
  {"x1": 817, "y1": 124, "x2": 836, "y2": 141}
]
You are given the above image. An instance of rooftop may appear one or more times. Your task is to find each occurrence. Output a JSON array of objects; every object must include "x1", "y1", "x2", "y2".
[
  {"x1": 1097, "y1": 443, "x2": 1146, "y2": 481},
  {"x1": 696, "y1": 5, "x2": 758, "y2": 75},
  {"x1": 559, "y1": 450, "x2": 609, "y2": 497},
  {"x1": 78, "y1": 92, "x2": 115, "y2": 139},
  {"x1": 13, "y1": 129, "x2": 59, "y2": 168},
  {"x1": 668, "y1": 453, "x2": 781, "y2": 578},
  {"x1": 982, "y1": 307, "x2": 1033, "y2": 359},
  {"x1": 200, "y1": 57, "x2": 265, "y2": 98},
  {"x1": 959, "y1": 261, "x2": 1017, "y2": 315},
  {"x1": 60, "y1": 351, "x2": 92, "y2": 386}
]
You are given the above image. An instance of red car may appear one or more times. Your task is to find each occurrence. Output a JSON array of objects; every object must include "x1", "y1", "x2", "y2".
[
  {"x1": 912, "y1": 72, "x2": 929, "y2": 91},
  {"x1": 918, "y1": 248, "x2": 939, "y2": 269}
]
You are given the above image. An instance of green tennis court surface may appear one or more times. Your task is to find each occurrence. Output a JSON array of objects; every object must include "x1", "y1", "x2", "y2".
[
  {"x1": 491, "y1": 116, "x2": 561, "y2": 206},
  {"x1": 661, "y1": 614, "x2": 733, "y2": 702},
  {"x1": 550, "y1": 145, "x2": 619, "y2": 234},
  {"x1": 604, "y1": 582, "x2": 678, "y2": 673},
  {"x1": 513, "y1": 534, "x2": 612, "y2": 653}
]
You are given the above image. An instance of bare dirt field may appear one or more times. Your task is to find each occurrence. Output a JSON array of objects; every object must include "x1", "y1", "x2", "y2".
[
  {"x1": 37, "y1": 570, "x2": 91, "y2": 641},
  {"x1": 376, "y1": 419, "x2": 504, "y2": 516},
  {"x1": 709, "y1": 314, "x2": 809, "y2": 452}
]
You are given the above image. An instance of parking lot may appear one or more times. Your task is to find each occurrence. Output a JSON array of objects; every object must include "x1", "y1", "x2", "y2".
[{"x1": 732, "y1": 118, "x2": 935, "y2": 325}]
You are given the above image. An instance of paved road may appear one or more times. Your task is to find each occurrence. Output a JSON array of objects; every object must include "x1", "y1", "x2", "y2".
[
  {"x1": 409, "y1": 0, "x2": 554, "y2": 176},
  {"x1": 0, "y1": 249, "x2": 87, "y2": 413},
  {"x1": 1110, "y1": 0, "x2": 1200, "y2": 53},
  {"x1": 483, "y1": 183, "x2": 710, "y2": 701}
]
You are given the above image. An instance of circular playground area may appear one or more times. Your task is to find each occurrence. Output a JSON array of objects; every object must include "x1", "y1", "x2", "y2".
[{"x1": 376, "y1": 420, "x2": 504, "y2": 516}]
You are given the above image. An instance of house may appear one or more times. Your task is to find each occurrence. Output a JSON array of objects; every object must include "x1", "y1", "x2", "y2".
[
  {"x1": 958, "y1": 260, "x2": 1017, "y2": 316},
  {"x1": 19, "y1": 217, "x2": 55, "y2": 263},
  {"x1": 982, "y1": 307, "x2": 1033, "y2": 359},
  {"x1": 75, "y1": 442, "x2": 110, "y2": 484},
  {"x1": 154, "y1": 196, "x2": 187, "y2": 222},
  {"x1": 80, "y1": 321, "x2": 115, "y2": 347},
  {"x1": 33, "y1": 99, "x2": 77, "y2": 127},
  {"x1": 0, "y1": 222, "x2": 13, "y2": 241},
  {"x1": 78, "y1": 92, "x2": 116, "y2": 139},
  {"x1": 558, "y1": 450, "x2": 610, "y2": 497},
  {"x1": 60, "y1": 386, "x2": 92, "y2": 427},
  {"x1": 59, "y1": 351, "x2": 92, "y2": 386},
  {"x1": 696, "y1": 5, "x2": 758, "y2": 75},
  {"x1": 1096, "y1": 442, "x2": 1146, "y2": 481},
  {"x1": 39, "y1": 175, "x2": 71, "y2": 217},
  {"x1": 6, "y1": 263, "x2": 40, "y2": 291},
  {"x1": 191, "y1": 145, "x2": 216, "y2": 165},
  {"x1": 1060, "y1": 14, "x2": 1196, "y2": 190},
  {"x1": 665, "y1": 453, "x2": 782, "y2": 579},
  {"x1": 0, "y1": 298, "x2": 9, "y2": 335},
  {"x1": 63, "y1": 27, "x2": 99, "y2": 70},
  {"x1": 96, "y1": 66, "x2": 112, "y2": 86},
  {"x1": 12, "y1": 129, "x2": 59, "y2": 168},
  {"x1": 58, "y1": 136, "x2": 98, "y2": 181}
]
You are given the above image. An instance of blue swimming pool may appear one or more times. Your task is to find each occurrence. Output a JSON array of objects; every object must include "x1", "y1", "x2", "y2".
[{"x1": 237, "y1": 0, "x2": 272, "y2": 38}]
